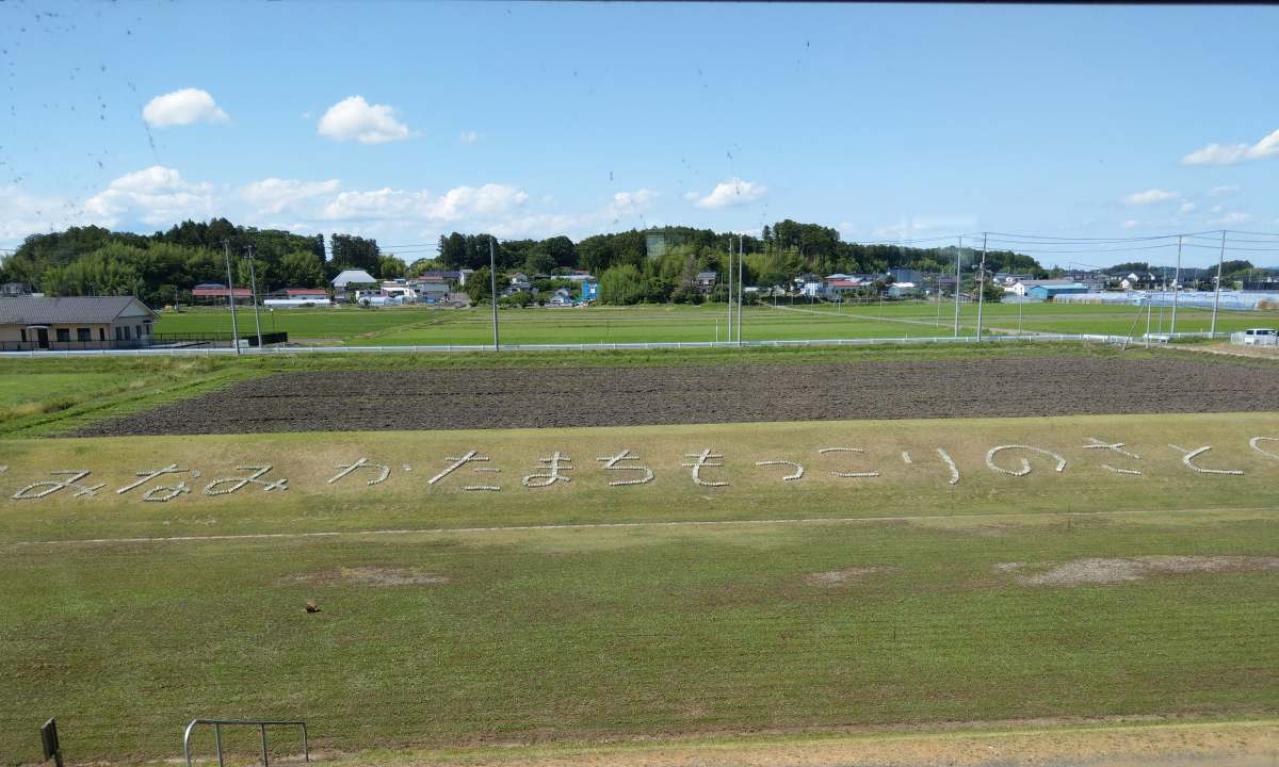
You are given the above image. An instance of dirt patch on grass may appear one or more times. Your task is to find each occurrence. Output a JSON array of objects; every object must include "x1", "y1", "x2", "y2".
[
  {"x1": 1012, "y1": 555, "x2": 1279, "y2": 587},
  {"x1": 70, "y1": 356, "x2": 1279, "y2": 436},
  {"x1": 287, "y1": 567, "x2": 450, "y2": 587},
  {"x1": 806, "y1": 566, "x2": 892, "y2": 586}
]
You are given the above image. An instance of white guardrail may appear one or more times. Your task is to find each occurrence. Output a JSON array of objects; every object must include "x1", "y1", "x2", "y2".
[{"x1": 0, "y1": 332, "x2": 1226, "y2": 359}]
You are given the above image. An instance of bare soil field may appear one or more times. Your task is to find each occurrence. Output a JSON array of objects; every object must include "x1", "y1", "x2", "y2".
[{"x1": 74, "y1": 356, "x2": 1279, "y2": 436}]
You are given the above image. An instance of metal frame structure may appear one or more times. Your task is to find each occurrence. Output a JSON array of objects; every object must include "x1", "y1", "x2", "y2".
[{"x1": 182, "y1": 718, "x2": 309, "y2": 767}]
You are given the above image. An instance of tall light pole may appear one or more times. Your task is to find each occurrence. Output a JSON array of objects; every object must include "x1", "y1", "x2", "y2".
[
  {"x1": 1170, "y1": 235, "x2": 1182, "y2": 337},
  {"x1": 953, "y1": 236, "x2": 963, "y2": 337},
  {"x1": 223, "y1": 240, "x2": 241, "y2": 356},
  {"x1": 1210, "y1": 230, "x2": 1226, "y2": 336},
  {"x1": 736, "y1": 235, "x2": 744, "y2": 345},
  {"x1": 243, "y1": 246, "x2": 264, "y2": 349},
  {"x1": 975, "y1": 233, "x2": 988, "y2": 341},
  {"x1": 489, "y1": 236, "x2": 500, "y2": 351},
  {"x1": 725, "y1": 236, "x2": 734, "y2": 344}
]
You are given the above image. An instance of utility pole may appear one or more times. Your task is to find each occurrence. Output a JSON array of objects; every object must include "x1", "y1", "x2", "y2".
[
  {"x1": 223, "y1": 240, "x2": 241, "y2": 356},
  {"x1": 725, "y1": 236, "x2": 734, "y2": 344},
  {"x1": 1210, "y1": 230, "x2": 1226, "y2": 336},
  {"x1": 953, "y1": 236, "x2": 963, "y2": 337},
  {"x1": 975, "y1": 233, "x2": 988, "y2": 341},
  {"x1": 1170, "y1": 235, "x2": 1182, "y2": 337},
  {"x1": 243, "y1": 246, "x2": 264, "y2": 350},
  {"x1": 489, "y1": 237, "x2": 500, "y2": 351},
  {"x1": 736, "y1": 235, "x2": 744, "y2": 345}
]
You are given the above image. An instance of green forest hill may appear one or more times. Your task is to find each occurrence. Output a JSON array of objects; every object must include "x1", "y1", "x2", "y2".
[{"x1": 0, "y1": 219, "x2": 1049, "y2": 307}]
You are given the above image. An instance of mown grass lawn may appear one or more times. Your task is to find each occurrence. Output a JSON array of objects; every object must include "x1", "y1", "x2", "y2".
[
  {"x1": 152, "y1": 301, "x2": 1279, "y2": 346},
  {"x1": 1, "y1": 414, "x2": 1276, "y2": 763}
]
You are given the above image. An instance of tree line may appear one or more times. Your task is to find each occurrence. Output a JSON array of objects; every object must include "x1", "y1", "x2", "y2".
[{"x1": 2, "y1": 217, "x2": 1057, "y2": 307}]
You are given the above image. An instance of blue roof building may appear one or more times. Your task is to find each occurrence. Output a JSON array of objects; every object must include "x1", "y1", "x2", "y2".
[{"x1": 1028, "y1": 283, "x2": 1089, "y2": 301}]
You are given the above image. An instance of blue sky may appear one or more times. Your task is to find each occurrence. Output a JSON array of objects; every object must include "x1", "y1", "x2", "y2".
[{"x1": 1, "y1": 1, "x2": 1277, "y2": 267}]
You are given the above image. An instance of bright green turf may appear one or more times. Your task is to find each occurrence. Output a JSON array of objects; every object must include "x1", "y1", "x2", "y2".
[
  {"x1": 1, "y1": 414, "x2": 1277, "y2": 762},
  {"x1": 151, "y1": 301, "x2": 1279, "y2": 346}
]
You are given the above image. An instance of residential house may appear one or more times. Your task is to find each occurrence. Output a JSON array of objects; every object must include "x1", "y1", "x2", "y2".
[
  {"x1": 331, "y1": 269, "x2": 379, "y2": 299},
  {"x1": 695, "y1": 271, "x2": 718, "y2": 294},
  {"x1": 0, "y1": 295, "x2": 155, "y2": 350},
  {"x1": 887, "y1": 281, "x2": 921, "y2": 299},
  {"x1": 191, "y1": 283, "x2": 254, "y2": 305}
]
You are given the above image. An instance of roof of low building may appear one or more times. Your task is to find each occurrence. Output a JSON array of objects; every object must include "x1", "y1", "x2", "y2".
[
  {"x1": 0, "y1": 295, "x2": 153, "y2": 325},
  {"x1": 332, "y1": 269, "x2": 378, "y2": 287},
  {"x1": 193, "y1": 286, "x2": 254, "y2": 297},
  {"x1": 696, "y1": 271, "x2": 718, "y2": 280}
]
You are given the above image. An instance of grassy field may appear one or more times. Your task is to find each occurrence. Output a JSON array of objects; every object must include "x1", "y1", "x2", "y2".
[
  {"x1": 1, "y1": 413, "x2": 1277, "y2": 763},
  {"x1": 151, "y1": 301, "x2": 1279, "y2": 346}
]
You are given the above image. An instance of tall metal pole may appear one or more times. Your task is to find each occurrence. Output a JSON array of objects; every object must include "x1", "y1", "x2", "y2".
[
  {"x1": 1170, "y1": 235, "x2": 1182, "y2": 337},
  {"x1": 725, "y1": 236, "x2": 733, "y2": 344},
  {"x1": 244, "y1": 246, "x2": 264, "y2": 349},
  {"x1": 223, "y1": 240, "x2": 241, "y2": 356},
  {"x1": 975, "y1": 233, "x2": 988, "y2": 341},
  {"x1": 1210, "y1": 230, "x2": 1226, "y2": 336},
  {"x1": 736, "y1": 235, "x2": 744, "y2": 345},
  {"x1": 489, "y1": 237, "x2": 500, "y2": 351},
  {"x1": 952, "y1": 236, "x2": 963, "y2": 337}
]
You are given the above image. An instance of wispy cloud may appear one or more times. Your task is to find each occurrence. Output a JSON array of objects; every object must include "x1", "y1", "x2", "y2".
[
  {"x1": 688, "y1": 177, "x2": 766, "y2": 209},
  {"x1": 1181, "y1": 128, "x2": 1279, "y2": 166},
  {"x1": 1123, "y1": 189, "x2": 1178, "y2": 206},
  {"x1": 459, "y1": 130, "x2": 479, "y2": 145}
]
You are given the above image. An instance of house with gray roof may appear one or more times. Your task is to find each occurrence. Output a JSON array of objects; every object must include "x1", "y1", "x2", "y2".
[{"x1": 0, "y1": 296, "x2": 155, "y2": 350}]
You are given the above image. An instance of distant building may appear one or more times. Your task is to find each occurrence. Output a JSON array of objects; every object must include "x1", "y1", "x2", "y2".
[
  {"x1": 0, "y1": 296, "x2": 155, "y2": 350},
  {"x1": 191, "y1": 283, "x2": 255, "y2": 305},
  {"x1": 695, "y1": 271, "x2": 718, "y2": 294},
  {"x1": 1005, "y1": 279, "x2": 1092, "y2": 298},
  {"x1": 887, "y1": 282, "x2": 921, "y2": 299},
  {"x1": 1028, "y1": 283, "x2": 1089, "y2": 301},
  {"x1": 1, "y1": 282, "x2": 31, "y2": 298},
  {"x1": 580, "y1": 280, "x2": 599, "y2": 302},
  {"x1": 331, "y1": 269, "x2": 379, "y2": 292}
]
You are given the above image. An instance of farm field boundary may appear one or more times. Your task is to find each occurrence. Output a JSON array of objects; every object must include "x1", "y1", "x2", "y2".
[{"x1": 68, "y1": 355, "x2": 1279, "y2": 436}]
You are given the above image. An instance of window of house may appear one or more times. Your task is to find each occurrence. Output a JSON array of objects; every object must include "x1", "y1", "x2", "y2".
[
  {"x1": 56, "y1": 328, "x2": 71, "y2": 342},
  {"x1": 20, "y1": 328, "x2": 27, "y2": 342},
  {"x1": 115, "y1": 326, "x2": 123, "y2": 341},
  {"x1": 77, "y1": 327, "x2": 91, "y2": 342},
  {"x1": 123, "y1": 326, "x2": 132, "y2": 340},
  {"x1": 98, "y1": 328, "x2": 106, "y2": 341}
]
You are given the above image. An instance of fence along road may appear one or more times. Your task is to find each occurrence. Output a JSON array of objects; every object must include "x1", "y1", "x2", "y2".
[{"x1": 0, "y1": 332, "x2": 1223, "y2": 359}]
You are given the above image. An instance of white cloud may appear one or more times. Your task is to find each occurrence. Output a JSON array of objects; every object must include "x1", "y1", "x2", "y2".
[
  {"x1": 459, "y1": 130, "x2": 479, "y2": 144},
  {"x1": 1123, "y1": 189, "x2": 1178, "y2": 206},
  {"x1": 1179, "y1": 201, "x2": 1197, "y2": 215},
  {"x1": 608, "y1": 189, "x2": 657, "y2": 217},
  {"x1": 872, "y1": 215, "x2": 976, "y2": 239},
  {"x1": 425, "y1": 184, "x2": 528, "y2": 221},
  {"x1": 317, "y1": 96, "x2": 411, "y2": 144},
  {"x1": 83, "y1": 166, "x2": 215, "y2": 227},
  {"x1": 1121, "y1": 219, "x2": 1140, "y2": 230},
  {"x1": 142, "y1": 88, "x2": 229, "y2": 127},
  {"x1": 322, "y1": 188, "x2": 429, "y2": 221},
  {"x1": 1208, "y1": 185, "x2": 1239, "y2": 197},
  {"x1": 241, "y1": 178, "x2": 341, "y2": 215},
  {"x1": 1181, "y1": 128, "x2": 1279, "y2": 166},
  {"x1": 690, "y1": 177, "x2": 766, "y2": 209},
  {"x1": 0, "y1": 186, "x2": 85, "y2": 245},
  {"x1": 1210, "y1": 211, "x2": 1252, "y2": 226}
]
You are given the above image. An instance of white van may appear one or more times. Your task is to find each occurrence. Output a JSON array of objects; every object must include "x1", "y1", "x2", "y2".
[{"x1": 1234, "y1": 328, "x2": 1278, "y2": 346}]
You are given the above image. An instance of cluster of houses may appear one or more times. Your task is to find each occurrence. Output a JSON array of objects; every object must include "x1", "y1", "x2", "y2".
[{"x1": 189, "y1": 268, "x2": 601, "y2": 310}]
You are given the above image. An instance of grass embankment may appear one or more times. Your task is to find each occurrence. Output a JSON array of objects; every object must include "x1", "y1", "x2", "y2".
[
  {"x1": 152, "y1": 301, "x2": 1279, "y2": 346},
  {"x1": 3, "y1": 341, "x2": 1238, "y2": 439},
  {"x1": 1, "y1": 413, "x2": 1276, "y2": 762}
]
